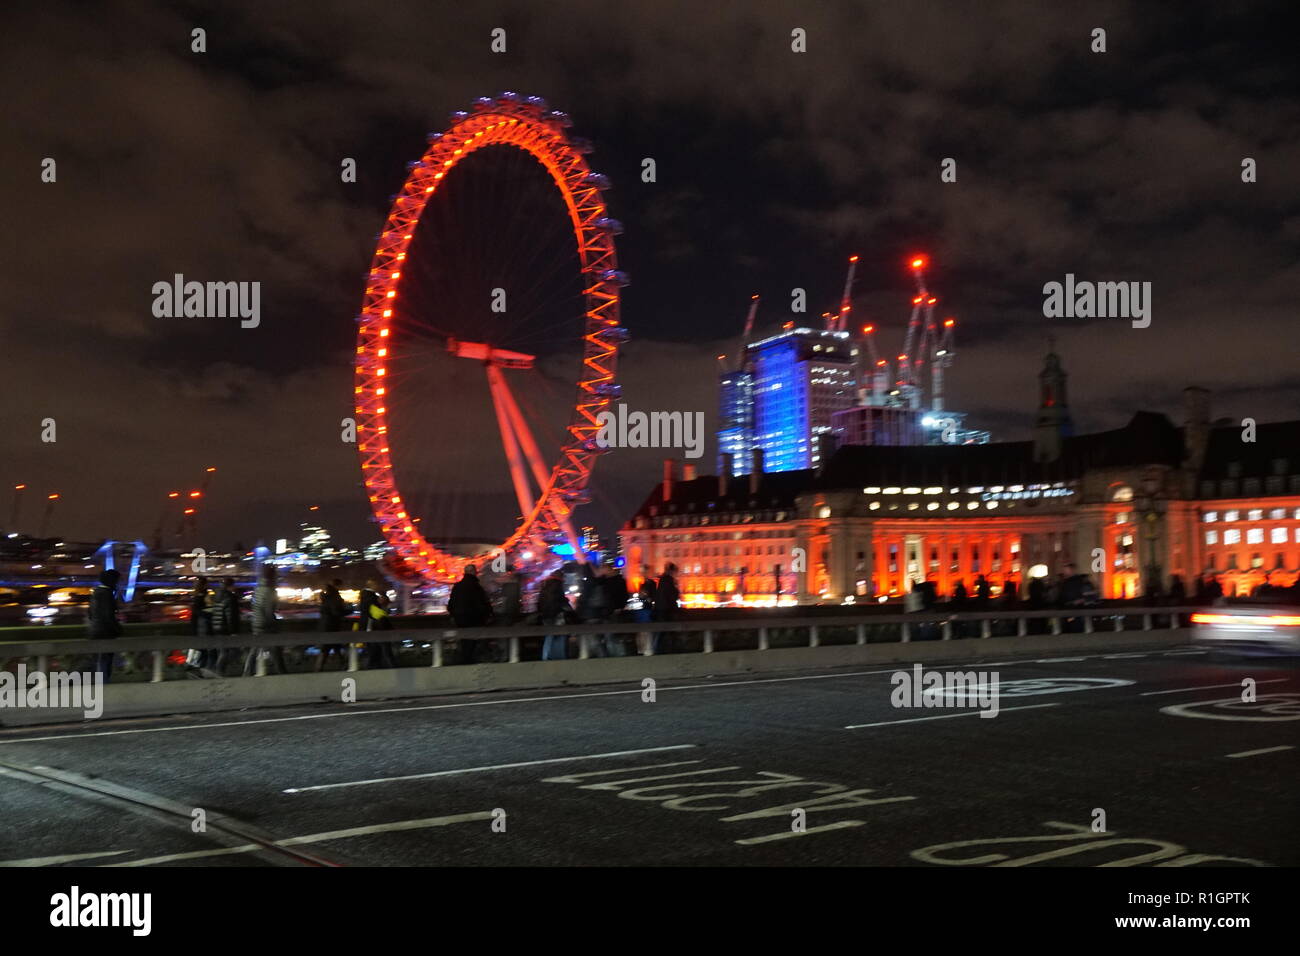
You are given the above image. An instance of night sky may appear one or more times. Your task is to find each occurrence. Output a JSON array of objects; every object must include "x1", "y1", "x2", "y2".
[{"x1": 3, "y1": 0, "x2": 1297, "y2": 553}]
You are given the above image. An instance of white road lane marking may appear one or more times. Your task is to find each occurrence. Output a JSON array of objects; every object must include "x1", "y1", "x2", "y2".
[
  {"x1": 0, "y1": 850, "x2": 132, "y2": 867},
  {"x1": 1101, "y1": 653, "x2": 1150, "y2": 659},
  {"x1": 0, "y1": 649, "x2": 1199, "y2": 746},
  {"x1": 107, "y1": 812, "x2": 496, "y2": 866},
  {"x1": 845, "y1": 703, "x2": 1060, "y2": 729},
  {"x1": 0, "y1": 666, "x2": 1017, "y2": 744},
  {"x1": 1032, "y1": 657, "x2": 1088, "y2": 663},
  {"x1": 284, "y1": 744, "x2": 699, "y2": 793},
  {"x1": 1225, "y1": 746, "x2": 1295, "y2": 759},
  {"x1": 734, "y1": 820, "x2": 865, "y2": 844},
  {"x1": 1140, "y1": 678, "x2": 1288, "y2": 697}
]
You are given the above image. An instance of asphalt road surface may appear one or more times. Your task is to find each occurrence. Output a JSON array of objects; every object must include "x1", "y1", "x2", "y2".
[{"x1": 2, "y1": 644, "x2": 1297, "y2": 867}]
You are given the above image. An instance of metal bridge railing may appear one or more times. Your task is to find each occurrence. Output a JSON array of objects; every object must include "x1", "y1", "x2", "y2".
[{"x1": 0, "y1": 606, "x2": 1200, "y2": 684}]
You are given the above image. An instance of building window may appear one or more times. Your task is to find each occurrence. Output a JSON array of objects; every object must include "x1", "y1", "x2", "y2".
[
  {"x1": 1205, "y1": 531, "x2": 1218, "y2": 546},
  {"x1": 1248, "y1": 509, "x2": 1263, "y2": 521},
  {"x1": 1271, "y1": 527, "x2": 1288, "y2": 544},
  {"x1": 1203, "y1": 511, "x2": 1217, "y2": 523},
  {"x1": 1111, "y1": 485, "x2": 1134, "y2": 502},
  {"x1": 1247, "y1": 529, "x2": 1264, "y2": 545},
  {"x1": 1224, "y1": 529, "x2": 1241, "y2": 545},
  {"x1": 1225, "y1": 510, "x2": 1240, "y2": 522},
  {"x1": 1116, "y1": 512, "x2": 1129, "y2": 524},
  {"x1": 1270, "y1": 508, "x2": 1286, "y2": 520}
]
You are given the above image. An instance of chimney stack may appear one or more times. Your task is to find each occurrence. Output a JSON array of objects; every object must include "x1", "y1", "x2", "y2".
[
  {"x1": 750, "y1": 448, "x2": 764, "y2": 494},
  {"x1": 683, "y1": 462, "x2": 698, "y2": 482},
  {"x1": 720, "y1": 453, "x2": 733, "y2": 496},
  {"x1": 1183, "y1": 386, "x2": 1211, "y2": 472},
  {"x1": 662, "y1": 459, "x2": 674, "y2": 502}
]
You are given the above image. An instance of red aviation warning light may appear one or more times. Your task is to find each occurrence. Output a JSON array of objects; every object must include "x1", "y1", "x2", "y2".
[{"x1": 909, "y1": 254, "x2": 929, "y2": 271}]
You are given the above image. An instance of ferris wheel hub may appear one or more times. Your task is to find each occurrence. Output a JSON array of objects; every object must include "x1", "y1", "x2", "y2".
[{"x1": 446, "y1": 338, "x2": 535, "y2": 369}]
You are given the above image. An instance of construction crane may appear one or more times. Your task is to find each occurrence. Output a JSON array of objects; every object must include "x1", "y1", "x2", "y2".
[
  {"x1": 830, "y1": 255, "x2": 858, "y2": 333},
  {"x1": 731, "y1": 295, "x2": 759, "y2": 370},
  {"x1": 825, "y1": 255, "x2": 888, "y2": 405},
  {"x1": 928, "y1": 315, "x2": 957, "y2": 413},
  {"x1": 897, "y1": 254, "x2": 939, "y2": 410}
]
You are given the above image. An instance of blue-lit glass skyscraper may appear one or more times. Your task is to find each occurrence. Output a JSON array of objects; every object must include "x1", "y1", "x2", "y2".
[
  {"x1": 717, "y1": 370, "x2": 754, "y2": 476},
  {"x1": 742, "y1": 328, "x2": 858, "y2": 473}
]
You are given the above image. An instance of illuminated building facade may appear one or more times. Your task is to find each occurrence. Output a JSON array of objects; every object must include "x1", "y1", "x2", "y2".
[
  {"x1": 625, "y1": 351, "x2": 1300, "y2": 605},
  {"x1": 831, "y1": 404, "x2": 924, "y2": 448},
  {"x1": 717, "y1": 370, "x2": 754, "y2": 477},
  {"x1": 748, "y1": 327, "x2": 858, "y2": 473}
]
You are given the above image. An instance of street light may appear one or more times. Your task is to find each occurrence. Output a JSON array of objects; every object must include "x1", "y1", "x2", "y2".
[{"x1": 9, "y1": 484, "x2": 26, "y2": 531}]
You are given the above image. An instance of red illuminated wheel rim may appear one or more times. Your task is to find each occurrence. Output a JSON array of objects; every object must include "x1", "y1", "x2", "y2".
[{"x1": 353, "y1": 94, "x2": 623, "y2": 585}]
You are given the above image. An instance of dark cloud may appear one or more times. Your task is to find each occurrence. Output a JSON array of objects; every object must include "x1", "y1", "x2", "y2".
[{"x1": 2, "y1": 0, "x2": 1296, "y2": 551}]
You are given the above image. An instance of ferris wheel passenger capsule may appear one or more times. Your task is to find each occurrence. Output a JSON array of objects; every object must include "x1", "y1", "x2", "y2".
[
  {"x1": 525, "y1": 95, "x2": 549, "y2": 110},
  {"x1": 473, "y1": 96, "x2": 495, "y2": 111},
  {"x1": 594, "y1": 217, "x2": 624, "y2": 234},
  {"x1": 591, "y1": 382, "x2": 623, "y2": 398},
  {"x1": 498, "y1": 90, "x2": 522, "y2": 102},
  {"x1": 598, "y1": 326, "x2": 630, "y2": 343},
  {"x1": 426, "y1": 132, "x2": 444, "y2": 143},
  {"x1": 599, "y1": 269, "x2": 631, "y2": 287},
  {"x1": 546, "y1": 110, "x2": 573, "y2": 128},
  {"x1": 570, "y1": 136, "x2": 595, "y2": 154},
  {"x1": 450, "y1": 110, "x2": 470, "y2": 123},
  {"x1": 583, "y1": 172, "x2": 612, "y2": 189}
]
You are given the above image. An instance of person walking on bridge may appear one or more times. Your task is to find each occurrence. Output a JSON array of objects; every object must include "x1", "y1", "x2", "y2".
[
  {"x1": 86, "y1": 568, "x2": 122, "y2": 683},
  {"x1": 242, "y1": 564, "x2": 286, "y2": 676},
  {"x1": 360, "y1": 578, "x2": 397, "y2": 669},
  {"x1": 538, "y1": 569, "x2": 571, "y2": 661},
  {"x1": 208, "y1": 576, "x2": 241, "y2": 676},
  {"x1": 316, "y1": 578, "x2": 350, "y2": 671},
  {"x1": 652, "y1": 563, "x2": 680, "y2": 655},
  {"x1": 448, "y1": 564, "x2": 494, "y2": 664}
]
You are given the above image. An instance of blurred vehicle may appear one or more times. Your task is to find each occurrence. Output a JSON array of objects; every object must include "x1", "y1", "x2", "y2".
[
  {"x1": 0, "y1": 588, "x2": 24, "y2": 626},
  {"x1": 1192, "y1": 597, "x2": 1300, "y2": 656}
]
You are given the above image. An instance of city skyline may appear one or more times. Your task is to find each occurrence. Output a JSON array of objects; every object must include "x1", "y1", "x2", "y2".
[{"x1": 4, "y1": 0, "x2": 1297, "y2": 553}]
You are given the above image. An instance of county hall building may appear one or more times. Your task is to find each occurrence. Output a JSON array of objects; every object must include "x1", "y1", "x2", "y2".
[{"x1": 620, "y1": 350, "x2": 1300, "y2": 606}]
